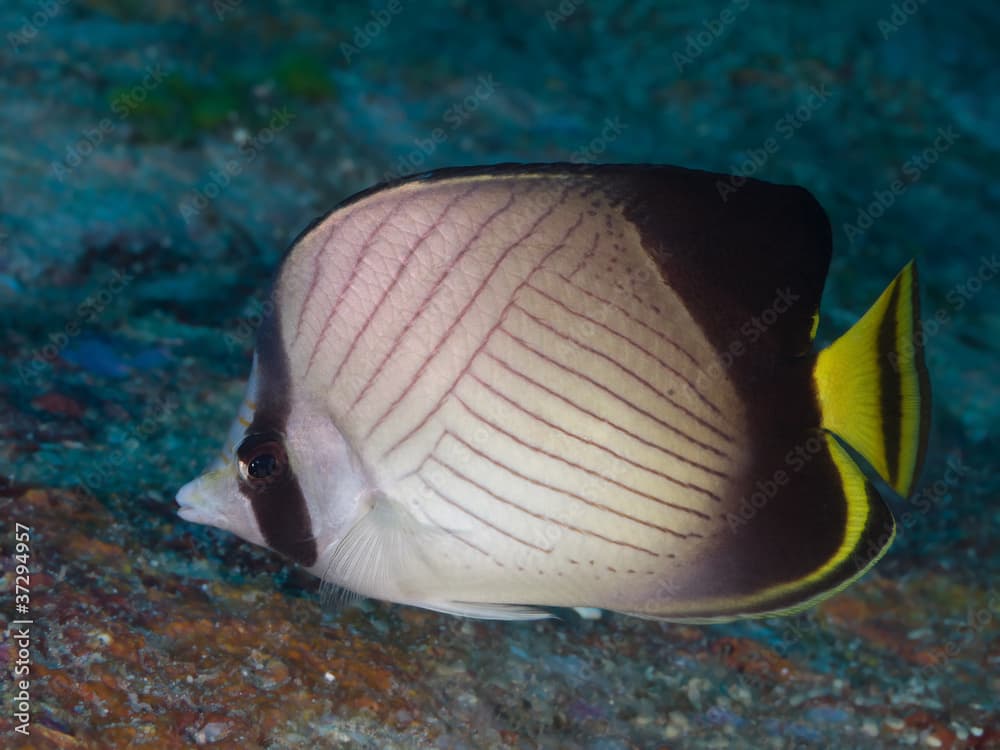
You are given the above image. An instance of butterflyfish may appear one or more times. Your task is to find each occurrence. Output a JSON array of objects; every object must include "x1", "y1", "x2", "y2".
[{"x1": 177, "y1": 164, "x2": 930, "y2": 622}]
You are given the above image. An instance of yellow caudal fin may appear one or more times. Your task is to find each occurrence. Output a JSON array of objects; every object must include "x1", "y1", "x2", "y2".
[{"x1": 813, "y1": 261, "x2": 931, "y2": 497}]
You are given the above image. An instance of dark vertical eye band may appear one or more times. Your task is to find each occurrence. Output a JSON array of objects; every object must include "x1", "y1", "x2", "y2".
[
  {"x1": 234, "y1": 429, "x2": 316, "y2": 567},
  {"x1": 238, "y1": 308, "x2": 318, "y2": 568},
  {"x1": 237, "y1": 432, "x2": 288, "y2": 487}
]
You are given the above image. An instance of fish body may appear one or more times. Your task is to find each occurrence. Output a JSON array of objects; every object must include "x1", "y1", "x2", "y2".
[{"x1": 177, "y1": 164, "x2": 930, "y2": 622}]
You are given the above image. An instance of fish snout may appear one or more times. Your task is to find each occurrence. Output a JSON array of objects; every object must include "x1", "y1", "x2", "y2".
[{"x1": 176, "y1": 475, "x2": 226, "y2": 527}]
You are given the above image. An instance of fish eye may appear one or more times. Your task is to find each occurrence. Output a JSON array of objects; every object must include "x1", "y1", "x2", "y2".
[
  {"x1": 236, "y1": 433, "x2": 287, "y2": 487},
  {"x1": 248, "y1": 453, "x2": 277, "y2": 478}
]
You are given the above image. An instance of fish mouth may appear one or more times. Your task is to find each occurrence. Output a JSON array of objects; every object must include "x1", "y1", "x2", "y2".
[{"x1": 175, "y1": 478, "x2": 224, "y2": 527}]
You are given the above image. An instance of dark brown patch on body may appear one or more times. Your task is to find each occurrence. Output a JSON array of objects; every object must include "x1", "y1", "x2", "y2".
[{"x1": 592, "y1": 164, "x2": 888, "y2": 612}]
